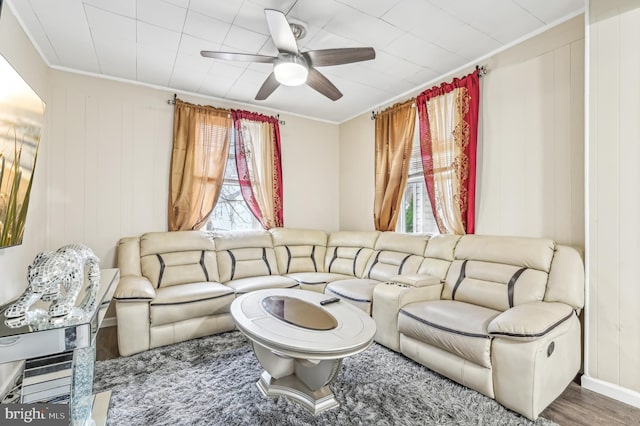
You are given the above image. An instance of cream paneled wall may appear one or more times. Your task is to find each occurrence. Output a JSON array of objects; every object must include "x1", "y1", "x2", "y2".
[
  {"x1": 47, "y1": 72, "x2": 171, "y2": 268},
  {"x1": 339, "y1": 113, "x2": 375, "y2": 231},
  {"x1": 278, "y1": 113, "x2": 340, "y2": 232},
  {"x1": 46, "y1": 71, "x2": 340, "y2": 268},
  {"x1": 476, "y1": 16, "x2": 585, "y2": 247},
  {"x1": 585, "y1": 0, "x2": 640, "y2": 405},
  {"x1": 338, "y1": 16, "x2": 585, "y2": 248}
]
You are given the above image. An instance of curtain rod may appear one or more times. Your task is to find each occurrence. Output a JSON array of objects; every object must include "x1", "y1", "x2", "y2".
[
  {"x1": 370, "y1": 65, "x2": 488, "y2": 121},
  {"x1": 166, "y1": 94, "x2": 286, "y2": 125},
  {"x1": 371, "y1": 103, "x2": 415, "y2": 121}
]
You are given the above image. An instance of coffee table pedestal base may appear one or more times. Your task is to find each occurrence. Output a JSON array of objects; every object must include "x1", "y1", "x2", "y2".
[{"x1": 257, "y1": 371, "x2": 339, "y2": 414}]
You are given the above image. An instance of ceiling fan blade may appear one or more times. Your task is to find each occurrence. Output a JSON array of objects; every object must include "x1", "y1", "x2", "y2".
[
  {"x1": 264, "y1": 9, "x2": 298, "y2": 54},
  {"x1": 255, "y1": 72, "x2": 281, "y2": 100},
  {"x1": 200, "y1": 51, "x2": 276, "y2": 63},
  {"x1": 303, "y1": 47, "x2": 376, "y2": 67},
  {"x1": 306, "y1": 68, "x2": 342, "y2": 101}
]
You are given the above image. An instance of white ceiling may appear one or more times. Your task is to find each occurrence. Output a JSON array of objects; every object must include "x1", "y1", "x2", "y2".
[{"x1": 8, "y1": 0, "x2": 584, "y2": 123}]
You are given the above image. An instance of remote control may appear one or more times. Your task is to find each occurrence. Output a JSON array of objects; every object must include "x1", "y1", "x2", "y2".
[{"x1": 320, "y1": 297, "x2": 340, "y2": 305}]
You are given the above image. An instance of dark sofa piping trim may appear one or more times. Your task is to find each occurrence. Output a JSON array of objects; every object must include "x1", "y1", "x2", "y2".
[
  {"x1": 284, "y1": 245, "x2": 292, "y2": 273},
  {"x1": 156, "y1": 254, "x2": 165, "y2": 289},
  {"x1": 507, "y1": 267, "x2": 527, "y2": 308},
  {"x1": 353, "y1": 247, "x2": 364, "y2": 276},
  {"x1": 366, "y1": 250, "x2": 381, "y2": 278},
  {"x1": 326, "y1": 287, "x2": 371, "y2": 303},
  {"x1": 328, "y1": 248, "x2": 338, "y2": 272},
  {"x1": 490, "y1": 311, "x2": 575, "y2": 338},
  {"x1": 398, "y1": 254, "x2": 412, "y2": 275},
  {"x1": 150, "y1": 292, "x2": 235, "y2": 306},
  {"x1": 451, "y1": 259, "x2": 468, "y2": 300},
  {"x1": 227, "y1": 250, "x2": 236, "y2": 280},
  {"x1": 199, "y1": 250, "x2": 210, "y2": 281},
  {"x1": 262, "y1": 247, "x2": 272, "y2": 275},
  {"x1": 311, "y1": 245, "x2": 318, "y2": 272},
  {"x1": 113, "y1": 297, "x2": 154, "y2": 302}
]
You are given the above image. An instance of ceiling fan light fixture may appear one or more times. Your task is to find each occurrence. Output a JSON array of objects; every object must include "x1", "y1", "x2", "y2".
[{"x1": 274, "y1": 55, "x2": 308, "y2": 86}]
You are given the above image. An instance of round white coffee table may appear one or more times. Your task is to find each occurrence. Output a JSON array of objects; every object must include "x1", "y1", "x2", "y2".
[{"x1": 230, "y1": 288, "x2": 376, "y2": 414}]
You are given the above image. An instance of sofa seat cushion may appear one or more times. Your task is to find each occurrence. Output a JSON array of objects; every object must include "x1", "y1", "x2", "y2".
[
  {"x1": 399, "y1": 300, "x2": 500, "y2": 368},
  {"x1": 325, "y1": 278, "x2": 380, "y2": 314},
  {"x1": 224, "y1": 275, "x2": 299, "y2": 294},
  {"x1": 150, "y1": 282, "x2": 234, "y2": 327},
  {"x1": 285, "y1": 272, "x2": 352, "y2": 288}
]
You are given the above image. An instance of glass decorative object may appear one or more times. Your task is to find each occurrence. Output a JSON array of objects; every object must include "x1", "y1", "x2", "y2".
[
  {"x1": 4, "y1": 244, "x2": 101, "y2": 329},
  {"x1": 0, "y1": 268, "x2": 120, "y2": 426}
]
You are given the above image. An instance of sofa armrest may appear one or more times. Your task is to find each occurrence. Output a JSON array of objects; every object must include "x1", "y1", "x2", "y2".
[
  {"x1": 488, "y1": 301, "x2": 575, "y2": 342},
  {"x1": 372, "y1": 281, "x2": 443, "y2": 351},
  {"x1": 114, "y1": 276, "x2": 154, "y2": 356},
  {"x1": 390, "y1": 274, "x2": 442, "y2": 287},
  {"x1": 114, "y1": 276, "x2": 156, "y2": 301}
]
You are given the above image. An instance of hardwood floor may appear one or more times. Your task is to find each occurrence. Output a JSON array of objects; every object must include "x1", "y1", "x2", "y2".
[
  {"x1": 96, "y1": 325, "x2": 120, "y2": 361},
  {"x1": 96, "y1": 326, "x2": 640, "y2": 425},
  {"x1": 542, "y1": 382, "x2": 640, "y2": 426}
]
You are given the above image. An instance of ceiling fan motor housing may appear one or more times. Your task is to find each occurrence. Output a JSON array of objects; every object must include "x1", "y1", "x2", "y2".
[{"x1": 274, "y1": 54, "x2": 309, "y2": 86}]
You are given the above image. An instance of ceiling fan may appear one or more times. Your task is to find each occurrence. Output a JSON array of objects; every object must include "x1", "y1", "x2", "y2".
[{"x1": 200, "y1": 9, "x2": 376, "y2": 101}]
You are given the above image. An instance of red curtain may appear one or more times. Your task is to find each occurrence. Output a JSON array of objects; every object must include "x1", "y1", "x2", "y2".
[
  {"x1": 232, "y1": 110, "x2": 284, "y2": 228},
  {"x1": 416, "y1": 70, "x2": 479, "y2": 234}
]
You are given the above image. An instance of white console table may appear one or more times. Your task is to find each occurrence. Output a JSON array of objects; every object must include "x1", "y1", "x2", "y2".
[{"x1": 0, "y1": 268, "x2": 119, "y2": 426}]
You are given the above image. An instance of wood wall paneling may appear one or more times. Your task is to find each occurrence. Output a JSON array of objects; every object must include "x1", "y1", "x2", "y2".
[
  {"x1": 617, "y1": 7, "x2": 640, "y2": 393},
  {"x1": 592, "y1": 9, "x2": 621, "y2": 387},
  {"x1": 474, "y1": 18, "x2": 584, "y2": 248},
  {"x1": 588, "y1": 1, "x2": 640, "y2": 397},
  {"x1": 47, "y1": 85, "x2": 176, "y2": 267},
  {"x1": 570, "y1": 39, "x2": 585, "y2": 247}
]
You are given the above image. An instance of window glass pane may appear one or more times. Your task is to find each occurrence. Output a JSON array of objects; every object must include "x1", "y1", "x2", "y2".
[
  {"x1": 205, "y1": 133, "x2": 259, "y2": 231},
  {"x1": 398, "y1": 118, "x2": 439, "y2": 235},
  {"x1": 206, "y1": 182, "x2": 258, "y2": 231}
]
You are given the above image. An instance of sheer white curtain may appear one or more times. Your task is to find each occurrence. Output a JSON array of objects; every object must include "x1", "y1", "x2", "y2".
[
  {"x1": 232, "y1": 110, "x2": 284, "y2": 229},
  {"x1": 424, "y1": 88, "x2": 468, "y2": 234},
  {"x1": 416, "y1": 71, "x2": 480, "y2": 235}
]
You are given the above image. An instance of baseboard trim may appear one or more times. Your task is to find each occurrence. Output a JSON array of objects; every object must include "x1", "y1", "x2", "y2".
[
  {"x1": 581, "y1": 375, "x2": 640, "y2": 409},
  {"x1": 100, "y1": 317, "x2": 117, "y2": 328}
]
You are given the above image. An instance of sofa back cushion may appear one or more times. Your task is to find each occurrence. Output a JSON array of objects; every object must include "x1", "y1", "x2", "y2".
[
  {"x1": 139, "y1": 231, "x2": 219, "y2": 288},
  {"x1": 214, "y1": 230, "x2": 279, "y2": 282},
  {"x1": 325, "y1": 231, "x2": 380, "y2": 278},
  {"x1": 365, "y1": 232, "x2": 428, "y2": 281},
  {"x1": 545, "y1": 245, "x2": 585, "y2": 310},
  {"x1": 270, "y1": 228, "x2": 328, "y2": 274},
  {"x1": 118, "y1": 236, "x2": 143, "y2": 276},
  {"x1": 418, "y1": 234, "x2": 461, "y2": 280},
  {"x1": 442, "y1": 235, "x2": 555, "y2": 312}
]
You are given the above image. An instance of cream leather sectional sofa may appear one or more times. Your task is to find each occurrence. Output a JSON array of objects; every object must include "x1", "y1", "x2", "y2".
[{"x1": 114, "y1": 228, "x2": 584, "y2": 420}]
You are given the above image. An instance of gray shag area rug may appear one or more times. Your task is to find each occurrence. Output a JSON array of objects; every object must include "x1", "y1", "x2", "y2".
[{"x1": 94, "y1": 331, "x2": 558, "y2": 426}]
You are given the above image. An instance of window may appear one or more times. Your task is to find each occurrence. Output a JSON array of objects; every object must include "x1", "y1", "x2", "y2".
[
  {"x1": 205, "y1": 134, "x2": 260, "y2": 231},
  {"x1": 396, "y1": 119, "x2": 439, "y2": 235}
]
